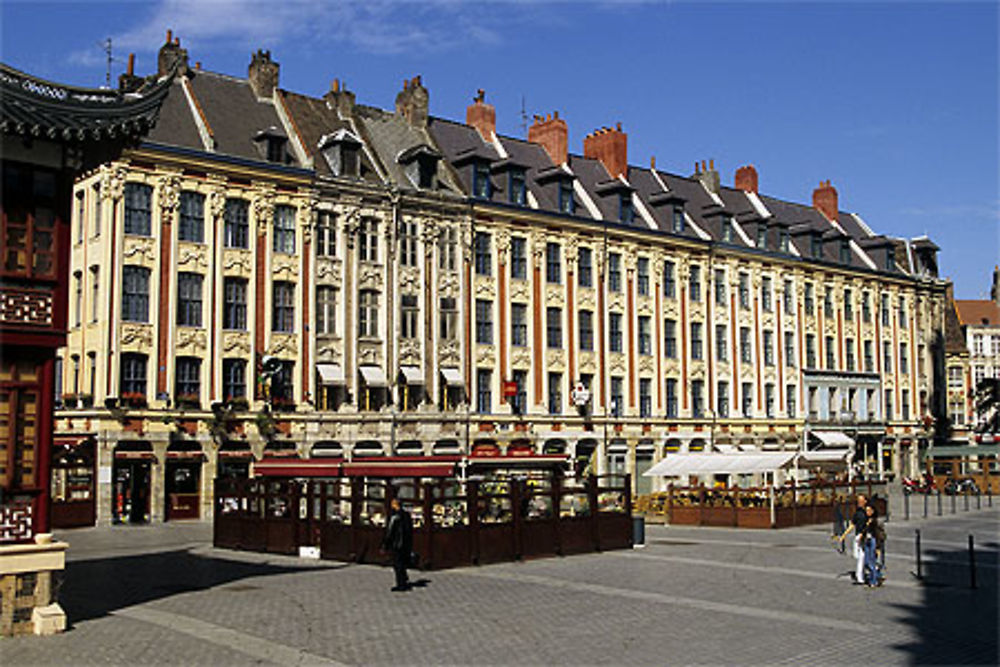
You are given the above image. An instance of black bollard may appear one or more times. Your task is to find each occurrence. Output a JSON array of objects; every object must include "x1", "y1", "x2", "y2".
[
  {"x1": 923, "y1": 492, "x2": 928, "y2": 518},
  {"x1": 968, "y1": 534, "x2": 976, "y2": 589},
  {"x1": 964, "y1": 491, "x2": 969, "y2": 512},
  {"x1": 915, "y1": 529, "x2": 923, "y2": 580},
  {"x1": 976, "y1": 491, "x2": 981, "y2": 510},
  {"x1": 951, "y1": 492, "x2": 956, "y2": 514},
  {"x1": 905, "y1": 492, "x2": 910, "y2": 521},
  {"x1": 937, "y1": 490, "x2": 942, "y2": 516}
]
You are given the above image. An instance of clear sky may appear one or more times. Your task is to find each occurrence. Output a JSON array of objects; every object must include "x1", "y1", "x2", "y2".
[{"x1": 3, "y1": 1, "x2": 997, "y2": 298}]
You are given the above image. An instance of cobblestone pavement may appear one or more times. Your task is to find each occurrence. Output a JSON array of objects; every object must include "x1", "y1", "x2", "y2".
[{"x1": 4, "y1": 505, "x2": 997, "y2": 666}]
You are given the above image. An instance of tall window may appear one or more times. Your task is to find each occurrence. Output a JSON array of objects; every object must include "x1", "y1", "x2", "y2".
[
  {"x1": 400, "y1": 294, "x2": 418, "y2": 339},
  {"x1": 505, "y1": 236, "x2": 526, "y2": 280},
  {"x1": 783, "y1": 279, "x2": 793, "y2": 315},
  {"x1": 272, "y1": 281, "x2": 295, "y2": 332},
  {"x1": 472, "y1": 162, "x2": 491, "y2": 199},
  {"x1": 399, "y1": 220, "x2": 418, "y2": 267},
  {"x1": 804, "y1": 283, "x2": 815, "y2": 315},
  {"x1": 509, "y1": 168, "x2": 526, "y2": 205},
  {"x1": 756, "y1": 222, "x2": 768, "y2": 249},
  {"x1": 123, "y1": 183, "x2": 152, "y2": 236},
  {"x1": 477, "y1": 369, "x2": 492, "y2": 413},
  {"x1": 805, "y1": 334, "x2": 816, "y2": 368},
  {"x1": 222, "y1": 359, "x2": 247, "y2": 401},
  {"x1": 715, "y1": 324, "x2": 727, "y2": 362},
  {"x1": 224, "y1": 198, "x2": 249, "y2": 249},
  {"x1": 223, "y1": 277, "x2": 248, "y2": 330},
  {"x1": 665, "y1": 379, "x2": 678, "y2": 418},
  {"x1": 608, "y1": 252, "x2": 621, "y2": 292},
  {"x1": 844, "y1": 288, "x2": 854, "y2": 320},
  {"x1": 359, "y1": 217, "x2": 378, "y2": 262},
  {"x1": 511, "y1": 303, "x2": 527, "y2": 347},
  {"x1": 779, "y1": 229, "x2": 790, "y2": 253},
  {"x1": 823, "y1": 289, "x2": 833, "y2": 319},
  {"x1": 840, "y1": 239, "x2": 851, "y2": 264},
  {"x1": 438, "y1": 227, "x2": 457, "y2": 271},
  {"x1": 721, "y1": 217, "x2": 733, "y2": 243},
  {"x1": 900, "y1": 342, "x2": 909, "y2": 374},
  {"x1": 474, "y1": 232, "x2": 491, "y2": 276},
  {"x1": 883, "y1": 341, "x2": 892, "y2": 373},
  {"x1": 786, "y1": 385, "x2": 796, "y2": 417},
  {"x1": 663, "y1": 260, "x2": 676, "y2": 298},
  {"x1": 358, "y1": 289, "x2": 378, "y2": 337},
  {"x1": 765, "y1": 383, "x2": 775, "y2": 418},
  {"x1": 609, "y1": 313, "x2": 622, "y2": 352},
  {"x1": 578, "y1": 247, "x2": 593, "y2": 287},
  {"x1": 546, "y1": 242, "x2": 561, "y2": 283},
  {"x1": 175, "y1": 357, "x2": 201, "y2": 402},
  {"x1": 273, "y1": 204, "x2": 295, "y2": 254},
  {"x1": 763, "y1": 330, "x2": 774, "y2": 367},
  {"x1": 618, "y1": 193, "x2": 634, "y2": 224},
  {"x1": 439, "y1": 297, "x2": 457, "y2": 341},
  {"x1": 639, "y1": 378, "x2": 652, "y2": 418},
  {"x1": 664, "y1": 319, "x2": 677, "y2": 358},
  {"x1": 558, "y1": 180, "x2": 575, "y2": 214},
  {"x1": 864, "y1": 341, "x2": 874, "y2": 372},
  {"x1": 475, "y1": 299, "x2": 493, "y2": 344},
  {"x1": 73, "y1": 271, "x2": 82, "y2": 327},
  {"x1": 610, "y1": 377, "x2": 623, "y2": 417},
  {"x1": 691, "y1": 380, "x2": 704, "y2": 418},
  {"x1": 511, "y1": 370, "x2": 527, "y2": 414},
  {"x1": 178, "y1": 191, "x2": 204, "y2": 242},
  {"x1": 177, "y1": 272, "x2": 203, "y2": 327},
  {"x1": 689, "y1": 266, "x2": 701, "y2": 302},
  {"x1": 862, "y1": 292, "x2": 871, "y2": 323},
  {"x1": 738, "y1": 272, "x2": 749, "y2": 310},
  {"x1": 881, "y1": 294, "x2": 890, "y2": 326},
  {"x1": 638, "y1": 316, "x2": 651, "y2": 355},
  {"x1": 885, "y1": 389, "x2": 893, "y2": 420},
  {"x1": 690, "y1": 322, "x2": 703, "y2": 360},
  {"x1": 637, "y1": 257, "x2": 649, "y2": 296},
  {"x1": 761, "y1": 276, "x2": 772, "y2": 312},
  {"x1": 91, "y1": 185, "x2": 101, "y2": 237},
  {"x1": 548, "y1": 372, "x2": 562, "y2": 414},
  {"x1": 316, "y1": 286, "x2": 337, "y2": 335},
  {"x1": 714, "y1": 269, "x2": 726, "y2": 305},
  {"x1": 825, "y1": 335, "x2": 835, "y2": 369},
  {"x1": 672, "y1": 206, "x2": 684, "y2": 233},
  {"x1": 122, "y1": 266, "x2": 150, "y2": 322},
  {"x1": 89, "y1": 266, "x2": 99, "y2": 322},
  {"x1": 579, "y1": 310, "x2": 594, "y2": 351},
  {"x1": 546, "y1": 307, "x2": 562, "y2": 348},
  {"x1": 742, "y1": 382, "x2": 753, "y2": 417},
  {"x1": 898, "y1": 297, "x2": 907, "y2": 323},
  {"x1": 784, "y1": 332, "x2": 796, "y2": 368},
  {"x1": 315, "y1": 210, "x2": 335, "y2": 257},
  {"x1": 717, "y1": 381, "x2": 729, "y2": 418},
  {"x1": 845, "y1": 338, "x2": 856, "y2": 371},
  {"x1": 120, "y1": 353, "x2": 147, "y2": 397},
  {"x1": 740, "y1": 326, "x2": 752, "y2": 364}
]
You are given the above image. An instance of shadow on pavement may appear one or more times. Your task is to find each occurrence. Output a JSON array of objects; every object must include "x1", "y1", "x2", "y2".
[
  {"x1": 60, "y1": 548, "x2": 344, "y2": 628},
  {"x1": 890, "y1": 541, "x2": 999, "y2": 665}
]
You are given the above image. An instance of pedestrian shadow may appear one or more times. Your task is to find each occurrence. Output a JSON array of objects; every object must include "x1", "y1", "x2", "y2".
[
  {"x1": 58, "y1": 548, "x2": 344, "y2": 629},
  {"x1": 888, "y1": 542, "x2": 999, "y2": 664}
]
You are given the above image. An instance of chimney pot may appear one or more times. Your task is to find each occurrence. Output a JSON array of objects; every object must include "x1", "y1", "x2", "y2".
[
  {"x1": 166, "y1": 29, "x2": 172, "y2": 44},
  {"x1": 583, "y1": 122, "x2": 628, "y2": 178},
  {"x1": 812, "y1": 179, "x2": 839, "y2": 221},
  {"x1": 174, "y1": 37, "x2": 180, "y2": 46},
  {"x1": 195, "y1": 61, "x2": 201, "y2": 71},
  {"x1": 650, "y1": 155, "x2": 656, "y2": 169},
  {"x1": 528, "y1": 112, "x2": 569, "y2": 165},
  {"x1": 466, "y1": 88, "x2": 496, "y2": 140},
  {"x1": 734, "y1": 164, "x2": 758, "y2": 194},
  {"x1": 127, "y1": 53, "x2": 135, "y2": 75}
]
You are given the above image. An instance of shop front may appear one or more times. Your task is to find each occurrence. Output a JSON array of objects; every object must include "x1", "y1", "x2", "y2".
[
  {"x1": 112, "y1": 442, "x2": 154, "y2": 524},
  {"x1": 50, "y1": 437, "x2": 96, "y2": 528},
  {"x1": 165, "y1": 440, "x2": 203, "y2": 521}
]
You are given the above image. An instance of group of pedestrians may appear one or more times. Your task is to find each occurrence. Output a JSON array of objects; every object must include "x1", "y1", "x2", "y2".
[{"x1": 837, "y1": 493, "x2": 886, "y2": 587}]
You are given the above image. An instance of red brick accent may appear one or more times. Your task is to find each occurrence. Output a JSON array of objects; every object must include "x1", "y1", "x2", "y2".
[
  {"x1": 735, "y1": 165, "x2": 758, "y2": 193},
  {"x1": 157, "y1": 210, "x2": 172, "y2": 397},
  {"x1": 681, "y1": 285, "x2": 688, "y2": 410},
  {"x1": 533, "y1": 265, "x2": 543, "y2": 404},
  {"x1": 626, "y1": 276, "x2": 635, "y2": 408},
  {"x1": 528, "y1": 113, "x2": 568, "y2": 166},
  {"x1": 597, "y1": 269, "x2": 606, "y2": 409},
  {"x1": 731, "y1": 292, "x2": 739, "y2": 408},
  {"x1": 583, "y1": 123, "x2": 628, "y2": 179},
  {"x1": 754, "y1": 295, "x2": 762, "y2": 410},
  {"x1": 498, "y1": 252, "x2": 507, "y2": 380},
  {"x1": 255, "y1": 232, "x2": 267, "y2": 396},
  {"x1": 812, "y1": 180, "x2": 839, "y2": 221},
  {"x1": 466, "y1": 90, "x2": 496, "y2": 139},
  {"x1": 567, "y1": 270, "x2": 575, "y2": 384},
  {"x1": 655, "y1": 288, "x2": 662, "y2": 410},
  {"x1": 301, "y1": 237, "x2": 310, "y2": 403}
]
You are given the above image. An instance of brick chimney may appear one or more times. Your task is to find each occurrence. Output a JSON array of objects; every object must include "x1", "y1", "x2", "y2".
[
  {"x1": 118, "y1": 53, "x2": 142, "y2": 93},
  {"x1": 324, "y1": 78, "x2": 356, "y2": 117},
  {"x1": 812, "y1": 180, "x2": 839, "y2": 221},
  {"x1": 583, "y1": 123, "x2": 628, "y2": 179},
  {"x1": 734, "y1": 164, "x2": 758, "y2": 193},
  {"x1": 528, "y1": 112, "x2": 568, "y2": 166},
  {"x1": 692, "y1": 159, "x2": 720, "y2": 194},
  {"x1": 466, "y1": 89, "x2": 495, "y2": 140},
  {"x1": 157, "y1": 29, "x2": 188, "y2": 76},
  {"x1": 248, "y1": 49, "x2": 279, "y2": 99},
  {"x1": 395, "y1": 75, "x2": 429, "y2": 128}
]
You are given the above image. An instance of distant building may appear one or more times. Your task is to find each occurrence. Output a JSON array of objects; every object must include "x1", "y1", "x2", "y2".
[
  {"x1": 952, "y1": 295, "x2": 1000, "y2": 439},
  {"x1": 55, "y1": 33, "x2": 950, "y2": 527}
]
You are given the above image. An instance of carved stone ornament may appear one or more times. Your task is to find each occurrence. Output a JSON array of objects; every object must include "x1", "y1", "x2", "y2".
[
  {"x1": 269, "y1": 334, "x2": 298, "y2": 358},
  {"x1": 420, "y1": 218, "x2": 438, "y2": 246},
  {"x1": 546, "y1": 348, "x2": 566, "y2": 371},
  {"x1": 122, "y1": 237, "x2": 156, "y2": 264},
  {"x1": 208, "y1": 185, "x2": 227, "y2": 218},
  {"x1": 101, "y1": 164, "x2": 128, "y2": 201},
  {"x1": 252, "y1": 187, "x2": 276, "y2": 236},
  {"x1": 474, "y1": 278, "x2": 496, "y2": 300},
  {"x1": 358, "y1": 263, "x2": 384, "y2": 290},
  {"x1": 624, "y1": 249, "x2": 638, "y2": 272},
  {"x1": 177, "y1": 243, "x2": 208, "y2": 271},
  {"x1": 120, "y1": 323, "x2": 153, "y2": 349},
  {"x1": 316, "y1": 258, "x2": 340, "y2": 284},
  {"x1": 357, "y1": 340, "x2": 381, "y2": 365},
  {"x1": 530, "y1": 231, "x2": 546, "y2": 268},
  {"x1": 511, "y1": 347, "x2": 531, "y2": 370},
  {"x1": 545, "y1": 284, "x2": 564, "y2": 307},
  {"x1": 272, "y1": 254, "x2": 298, "y2": 280},
  {"x1": 637, "y1": 298, "x2": 653, "y2": 316},
  {"x1": 298, "y1": 200, "x2": 316, "y2": 245},
  {"x1": 577, "y1": 288, "x2": 595, "y2": 309},
  {"x1": 176, "y1": 328, "x2": 208, "y2": 353},
  {"x1": 399, "y1": 338, "x2": 421, "y2": 365},
  {"x1": 495, "y1": 228, "x2": 511, "y2": 255},
  {"x1": 222, "y1": 332, "x2": 251, "y2": 356},
  {"x1": 564, "y1": 236, "x2": 579, "y2": 266},
  {"x1": 399, "y1": 268, "x2": 420, "y2": 293},
  {"x1": 439, "y1": 339, "x2": 460, "y2": 365},
  {"x1": 476, "y1": 344, "x2": 495, "y2": 367},
  {"x1": 222, "y1": 250, "x2": 252, "y2": 276},
  {"x1": 509, "y1": 280, "x2": 529, "y2": 301},
  {"x1": 157, "y1": 174, "x2": 181, "y2": 212},
  {"x1": 639, "y1": 355, "x2": 655, "y2": 374},
  {"x1": 578, "y1": 352, "x2": 596, "y2": 373},
  {"x1": 609, "y1": 292, "x2": 624, "y2": 311}
]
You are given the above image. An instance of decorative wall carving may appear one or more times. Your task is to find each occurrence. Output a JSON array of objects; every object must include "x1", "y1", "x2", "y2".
[
  {"x1": 439, "y1": 339, "x2": 460, "y2": 365},
  {"x1": 399, "y1": 267, "x2": 420, "y2": 293},
  {"x1": 577, "y1": 288, "x2": 595, "y2": 309},
  {"x1": 638, "y1": 355, "x2": 655, "y2": 373},
  {"x1": 609, "y1": 352, "x2": 626, "y2": 373},
  {"x1": 222, "y1": 332, "x2": 251, "y2": 356},
  {"x1": 474, "y1": 278, "x2": 496, "y2": 300},
  {"x1": 357, "y1": 340, "x2": 381, "y2": 365},
  {"x1": 222, "y1": 250, "x2": 252, "y2": 276},
  {"x1": 177, "y1": 243, "x2": 208, "y2": 271},
  {"x1": 509, "y1": 279, "x2": 529, "y2": 301},
  {"x1": 511, "y1": 348, "x2": 531, "y2": 370},
  {"x1": 399, "y1": 338, "x2": 421, "y2": 365},
  {"x1": 123, "y1": 237, "x2": 156, "y2": 264},
  {"x1": 252, "y1": 186, "x2": 275, "y2": 236},
  {"x1": 176, "y1": 328, "x2": 207, "y2": 353},
  {"x1": 316, "y1": 258, "x2": 342, "y2": 286},
  {"x1": 545, "y1": 284, "x2": 564, "y2": 307},
  {"x1": 156, "y1": 174, "x2": 181, "y2": 212},
  {"x1": 121, "y1": 323, "x2": 153, "y2": 349},
  {"x1": 101, "y1": 164, "x2": 128, "y2": 201},
  {"x1": 269, "y1": 334, "x2": 298, "y2": 358},
  {"x1": 358, "y1": 263, "x2": 384, "y2": 290},
  {"x1": 272, "y1": 254, "x2": 298, "y2": 280},
  {"x1": 578, "y1": 352, "x2": 596, "y2": 374},
  {"x1": 0, "y1": 287, "x2": 52, "y2": 327},
  {"x1": 476, "y1": 344, "x2": 495, "y2": 367},
  {"x1": 546, "y1": 349, "x2": 565, "y2": 371}
]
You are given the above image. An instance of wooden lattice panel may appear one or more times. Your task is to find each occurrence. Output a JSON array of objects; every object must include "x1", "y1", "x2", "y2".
[
  {"x1": 0, "y1": 497, "x2": 34, "y2": 543},
  {"x1": 0, "y1": 287, "x2": 52, "y2": 326}
]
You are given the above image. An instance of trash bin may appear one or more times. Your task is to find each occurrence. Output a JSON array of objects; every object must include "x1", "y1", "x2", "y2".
[{"x1": 632, "y1": 515, "x2": 645, "y2": 547}]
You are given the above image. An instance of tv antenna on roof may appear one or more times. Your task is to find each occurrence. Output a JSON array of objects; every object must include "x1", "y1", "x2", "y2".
[
  {"x1": 520, "y1": 95, "x2": 528, "y2": 137},
  {"x1": 100, "y1": 37, "x2": 116, "y2": 89}
]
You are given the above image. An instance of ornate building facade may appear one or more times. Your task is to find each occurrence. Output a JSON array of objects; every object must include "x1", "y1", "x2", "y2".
[{"x1": 54, "y1": 35, "x2": 949, "y2": 525}]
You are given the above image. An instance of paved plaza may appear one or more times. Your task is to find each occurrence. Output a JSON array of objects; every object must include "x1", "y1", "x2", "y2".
[{"x1": 4, "y1": 501, "x2": 998, "y2": 666}]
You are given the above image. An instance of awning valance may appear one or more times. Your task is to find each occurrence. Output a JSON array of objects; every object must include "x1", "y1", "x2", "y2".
[
  {"x1": 343, "y1": 457, "x2": 459, "y2": 478},
  {"x1": 316, "y1": 363, "x2": 345, "y2": 385},
  {"x1": 440, "y1": 367, "x2": 464, "y2": 387},
  {"x1": 799, "y1": 449, "x2": 852, "y2": 464},
  {"x1": 254, "y1": 458, "x2": 342, "y2": 477},
  {"x1": 812, "y1": 431, "x2": 855, "y2": 448},
  {"x1": 358, "y1": 365, "x2": 387, "y2": 387},
  {"x1": 399, "y1": 366, "x2": 423, "y2": 384},
  {"x1": 645, "y1": 452, "x2": 795, "y2": 477}
]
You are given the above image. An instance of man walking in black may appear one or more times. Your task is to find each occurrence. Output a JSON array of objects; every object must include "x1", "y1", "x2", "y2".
[{"x1": 383, "y1": 497, "x2": 413, "y2": 592}]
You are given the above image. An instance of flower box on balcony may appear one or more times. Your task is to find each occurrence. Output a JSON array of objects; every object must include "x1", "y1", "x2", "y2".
[
  {"x1": 226, "y1": 397, "x2": 250, "y2": 412},
  {"x1": 176, "y1": 394, "x2": 201, "y2": 410},
  {"x1": 121, "y1": 392, "x2": 147, "y2": 409},
  {"x1": 78, "y1": 394, "x2": 93, "y2": 408}
]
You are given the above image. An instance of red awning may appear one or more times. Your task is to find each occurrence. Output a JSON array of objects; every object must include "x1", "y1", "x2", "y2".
[
  {"x1": 468, "y1": 454, "x2": 569, "y2": 468},
  {"x1": 218, "y1": 449, "x2": 254, "y2": 458},
  {"x1": 114, "y1": 450, "x2": 156, "y2": 460},
  {"x1": 54, "y1": 436, "x2": 93, "y2": 449},
  {"x1": 343, "y1": 456, "x2": 459, "y2": 478},
  {"x1": 166, "y1": 451, "x2": 205, "y2": 460},
  {"x1": 253, "y1": 458, "x2": 343, "y2": 477}
]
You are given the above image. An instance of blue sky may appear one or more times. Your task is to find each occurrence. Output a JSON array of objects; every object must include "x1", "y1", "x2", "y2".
[{"x1": 3, "y1": 1, "x2": 997, "y2": 298}]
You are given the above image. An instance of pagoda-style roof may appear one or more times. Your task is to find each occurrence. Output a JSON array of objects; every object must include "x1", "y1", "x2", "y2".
[{"x1": 0, "y1": 63, "x2": 171, "y2": 144}]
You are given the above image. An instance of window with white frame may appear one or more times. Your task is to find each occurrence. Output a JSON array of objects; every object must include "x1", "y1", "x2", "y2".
[{"x1": 316, "y1": 286, "x2": 337, "y2": 335}]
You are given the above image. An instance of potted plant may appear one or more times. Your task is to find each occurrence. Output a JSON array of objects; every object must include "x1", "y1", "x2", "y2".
[
  {"x1": 176, "y1": 393, "x2": 201, "y2": 410},
  {"x1": 121, "y1": 391, "x2": 147, "y2": 408},
  {"x1": 61, "y1": 392, "x2": 78, "y2": 408},
  {"x1": 78, "y1": 393, "x2": 93, "y2": 408},
  {"x1": 226, "y1": 396, "x2": 250, "y2": 412}
]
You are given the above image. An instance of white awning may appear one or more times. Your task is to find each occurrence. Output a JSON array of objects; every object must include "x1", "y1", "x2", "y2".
[
  {"x1": 316, "y1": 363, "x2": 345, "y2": 385},
  {"x1": 399, "y1": 366, "x2": 423, "y2": 384},
  {"x1": 813, "y1": 431, "x2": 855, "y2": 448},
  {"x1": 799, "y1": 449, "x2": 852, "y2": 464},
  {"x1": 440, "y1": 367, "x2": 464, "y2": 387},
  {"x1": 644, "y1": 452, "x2": 796, "y2": 477},
  {"x1": 358, "y1": 365, "x2": 387, "y2": 387}
]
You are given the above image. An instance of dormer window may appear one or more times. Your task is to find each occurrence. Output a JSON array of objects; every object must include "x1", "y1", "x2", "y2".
[
  {"x1": 254, "y1": 126, "x2": 288, "y2": 164},
  {"x1": 840, "y1": 238, "x2": 851, "y2": 265},
  {"x1": 472, "y1": 162, "x2": 491, "y2": 199},
  {"x1": 508, "y1": 168, "x2": 526, "y2": 206},
  {"x1": 672, "y1": 206, "x2": 685, "y2": 233},
  {"x1": 721, "y1": 217, "x2": 733, "y2": 243},
  {"x1": 318, "y1": 129, "x2": 363, "y2": 178},
  {"x1": 558, "y1": 180, "x2": 575, "y2": 214},
  {"x1": 756, "y1": 222, "x2": 768, "y2": 249},
  {"x1": 779, "y1": 229, "x2": 790, "y2": 253},
  {"x1": 886, "y1": 247, "x2": 896, "y2": 272},
  {"x1": 811, "y1": 235, "x2": 823, "y2": 259},
  {"x1": 618, "y1": 193, "x2": 634, "y2": 224},
  {"x1": 397, "y1": 144, "x2": 441, "y2": 190}
]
